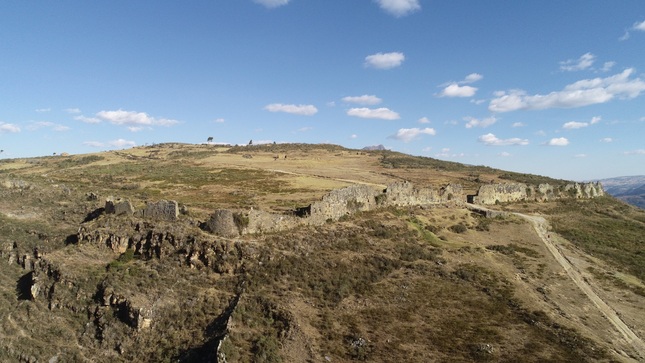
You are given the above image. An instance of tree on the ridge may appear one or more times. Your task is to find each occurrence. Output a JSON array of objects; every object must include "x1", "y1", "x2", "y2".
[{"x1": 207, "y1": 136, "x2": 213, "y2": 143}]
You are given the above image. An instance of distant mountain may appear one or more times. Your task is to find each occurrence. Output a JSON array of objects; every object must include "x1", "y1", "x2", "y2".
[
  {"x1": 599, "y1": 175, "x2": 645, "y2": 209},
  {"x1": 362, "y1": 144, "x2": 387, "y2": 151}
]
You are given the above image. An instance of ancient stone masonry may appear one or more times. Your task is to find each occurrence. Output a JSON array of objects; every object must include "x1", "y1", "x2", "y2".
[
  {"x1": 143, "y1": 200, "x2": 179, "y2": 221},
  {"x1": 469, "y1": 182, "x2": 604, "y2": 205},
  {"x1": 204, "y1": 181, "x2": 466, "y2": 237},
  {"x1": 383, "y1": 181, "x2": 464, "y2": 207},
  {"x1": 105, "y1": 197, "x2": 135, "y2": 216}
]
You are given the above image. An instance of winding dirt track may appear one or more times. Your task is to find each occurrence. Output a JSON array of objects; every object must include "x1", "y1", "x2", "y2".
[{"x1": 514, "y1": 212, "x2": 645, "y2": 360}]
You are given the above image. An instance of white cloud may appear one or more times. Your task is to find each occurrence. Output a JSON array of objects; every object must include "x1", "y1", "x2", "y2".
[
  {"x1": 35, "y1": 108, "x2": 51, "y2": 113},
  {"x1": 418, "y1": 117, "x2": 430, "y2": 124},
  {"x1": 440, "y1": 84, "x2": 477, "y2": 98},
  {"x1": 562, "y1": 121, "x2": 588, "y2": 129},
  {"x1": 65, "y1": 108, "x2": 81, "y2": 114},
  {"x1": 297, "y1": 127, "x2": 313, "y2": 132},
  {"x1": 253, "y1": 0, "x2": 290, "y2": 8},
  {"x1": 624, "y1": 149, "x2": 645, "y2": 155},
  {"x1": 127, "y1": 126, "x2": 145, "y2": 132},
  {"x1": 463, "y1": 73, "x2": 483, "y2": 83},
  {"x1": 83, "y1": 139, "x2": 136, "y2": 148},
  {"x1": 478, "y1": 133, "x2": 529, "y2": 146},
  {"x1": 350, "y1": 134, "x2": 358, "y2": 139},
  {"x1": 364, "y1": 52, "x2": 405, "y2": 69},
  {"x1": 560, "y1": 53, "x2": 595, "y2": 71},
  {"x1": 264, "y1": 103, "x2": 318, "y2": 116},
  {"x1": 498, "y1": 152, "x2": 512, "y2": 157},
  {"x1": 74, "y1": 115, "x2": 101, "y2": 124},
  {"x1": 439, "y1": 73, "x2": 482, "y2": 97},
  {"x1": 600, "y1": 61, "x2": 616, "y2": 72},
  {"x1": 27, "y1": 121, "x2": 70, "y2": 132},
  {"x1": 563, "y1": 116, "x2": 601, "y2": 129},
  {"x1": 422, "y1": 146, "x2": 432, "y2": 152},
  {"x1": 342, "y1": 95, "x2": 383, "y2": 105},
  {"x1": 96, "y1": 109, "x2": 180, "y2": 126},
  {"x1": 0, "y1": 122, "x2": 21, "y2": 133},
  {"x1": 388, "y1": 127, "x2": 436, "y2": 142},
  {"x1": 633, "y1": 20, "x2": 645, "y2": 31},
  {"x1": 511, "y1": 122, "x2": 525, "y2": 128},
  {"x1": 464, "y1": 116, "x2": 497, "y2": 128},
  {"x1": 535, "y1": 130, "x2": 547, "y2": 136},
  {"x1": 546, "y1": 137, "x2": 569, "y2": 146},
  {"x1": 375, "y1": 0, "x2": 421, "y2": 17},
  {"x1": 489, "y1": 68, "x2": 645, "y2": 112},
  {"x1": 213, "y1": 118, "x2": 225, "y2": 123},
  {"x1": 574, "y1": 154, "x2": 587, "y2": 158},
  {"x1": 600, "y1": 137, "x2": 613, "y2": 143},
  {"x1": 347, "y1": 107, "x2": 400, "y2": 120}
]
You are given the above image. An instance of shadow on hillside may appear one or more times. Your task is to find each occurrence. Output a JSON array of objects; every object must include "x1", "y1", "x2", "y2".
[
  {"x1": 175, "y1": 293, "x2": 242, "y2": 362},
  {"x1": 83, "y1": 207, "x2": 105, "y2": 223},
  {"x1": 16, "y1": 272, "x2": 33, "y2": 300}
]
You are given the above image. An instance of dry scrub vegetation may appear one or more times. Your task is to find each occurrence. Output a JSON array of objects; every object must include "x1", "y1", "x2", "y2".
[{"x1": 0, "y1": 143, "x2": 643, "y2": 362}]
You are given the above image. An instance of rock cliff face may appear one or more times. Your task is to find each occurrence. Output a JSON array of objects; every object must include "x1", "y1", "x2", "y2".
[{"x1": 470, "y1": 182, "x2": 604, "y2": 205}]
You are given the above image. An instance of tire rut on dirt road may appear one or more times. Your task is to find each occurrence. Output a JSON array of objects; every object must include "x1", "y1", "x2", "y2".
[{"x1": 514, "y1": 211, "x2": 645, "y2": 360}]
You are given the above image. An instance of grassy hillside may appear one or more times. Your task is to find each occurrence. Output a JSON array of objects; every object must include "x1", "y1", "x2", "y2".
[{"x1": 0, "y1": 143, "x2": 642, "y2": 362}]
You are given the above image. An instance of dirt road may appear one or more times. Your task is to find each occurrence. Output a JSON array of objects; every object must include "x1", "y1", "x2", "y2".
[{"x1": 516, "y1": 212, "x2": 645, "y2": 360}]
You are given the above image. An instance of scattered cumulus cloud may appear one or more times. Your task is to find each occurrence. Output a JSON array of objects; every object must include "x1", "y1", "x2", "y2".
[
  {"x1": 364, "y1": 52, "x2": 405, "y2": 69},
  {"x1": 297, "y1": 127, "x2": 313, "y2": 132},
  {"x1": 512, "y1": 122, "x2": 525, "y2": 128},
  {"x1": 74, "y1": 115, "x2": 101, "y2": 124},
  {"x1": 0, "y1": 122, "x2": 21, "y2": 133},
  {"x1": 560, "y1": 53, "x2": 595, "y2": 71},
  {"x1": 600, "y1": 62, "x2": 616, "y2": 72},
  {"x1": 350, "y1": 134, "x2": 358, "y2": 139},
  {"x1": 435, "y1": 147, "x2": 465, "y2": 158},
  {"x1": 375, "y1": 0, "x2": 421, "y2": 17},
  {"x1": 478, "y1": 133, "x2": 529, "y2": 146},
  {"x1": 489, "y1": 68, "x2": 645, "y2": 112},
  {"x1": 83, "y1": 139, "x2": 136, "y2": 148},
  {"x1": 498, "y1": 152, "x2": 512, "y2": 157},
  {"x1": 439, "y1": 73, "x2": 483, "y2": 98},
  {"x1": 464, "y1": 116, "x2": 497, "y2": 128},
  {"x1": 546, "y1": 137, "x2": 569, "y2": 146},
  {"x1": 635, "y1": 20, "x2": 645, "y2": 31},
  {"x1": 213, "y1": 118, "x2": 225, "y2": 123},
  {"x1": 26, "y1": 121, "x2": 70, "y2": 132},
  {"x1": 79, "y1": 109, "x2": 180, "y2": 128},
  {"x1": 562, "y1": 121, "x2": 589, "y2": 129},
  {"x1": 440, "y1": 84, "x2": 478, "y2": 98},
  {"x1": 563, "y1": 116, "x2": 601, "y2": 129},
  {"x1": 388, "y1": 127, "x2": 436, "y2": 142},
  {"x1": 418, "y1": 117, "x2": 430, "y2": 124},
  {"x1": 342, "y1": 95, "x2": 382, "y2": 105},
  {"x1": 600, "y1": 137, "x2": 613, "y2": 143},
  {"x1": 65, "y1": 108, "x2": 81, "y2": 114},
  {"x1": 264, "y1": 103, "x2": 318, "y2": 116},
  {"x1": 347, "y1": 107, "x2": 400, "y2": 120},
  {"x1": 624, "y1": 149, "x2": 645, "y2": 155},
  {"x1": 253, "y1": 0, "x2": 290, "y2": 8},
  {"x1": 35, "y1": 108, "x2": 51, "y2": 113}
]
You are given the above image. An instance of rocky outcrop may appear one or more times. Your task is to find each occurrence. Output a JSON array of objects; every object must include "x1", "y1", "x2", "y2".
[{"x1": 469, "y1": 182, "x2": 604, "y2": 205}]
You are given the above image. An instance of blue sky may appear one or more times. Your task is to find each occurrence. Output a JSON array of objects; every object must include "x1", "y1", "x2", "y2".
[{"x1": 1, "y1": 0, "x2": 644, "y2": 180}]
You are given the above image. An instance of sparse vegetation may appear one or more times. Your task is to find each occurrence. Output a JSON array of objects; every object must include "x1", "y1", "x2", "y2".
[{"x1": 0, "y1": 143, "x2": 636, "y2": 362}]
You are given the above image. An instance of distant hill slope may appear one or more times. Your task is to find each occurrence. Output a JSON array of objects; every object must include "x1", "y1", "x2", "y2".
[{"x1": 599, "y1": 175, "x2": 645, "y2": 209}]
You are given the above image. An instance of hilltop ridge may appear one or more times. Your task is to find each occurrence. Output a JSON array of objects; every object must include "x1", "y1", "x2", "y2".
[{"x1": 1, "y1": 142, "x2": 644, "y2": 362}]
